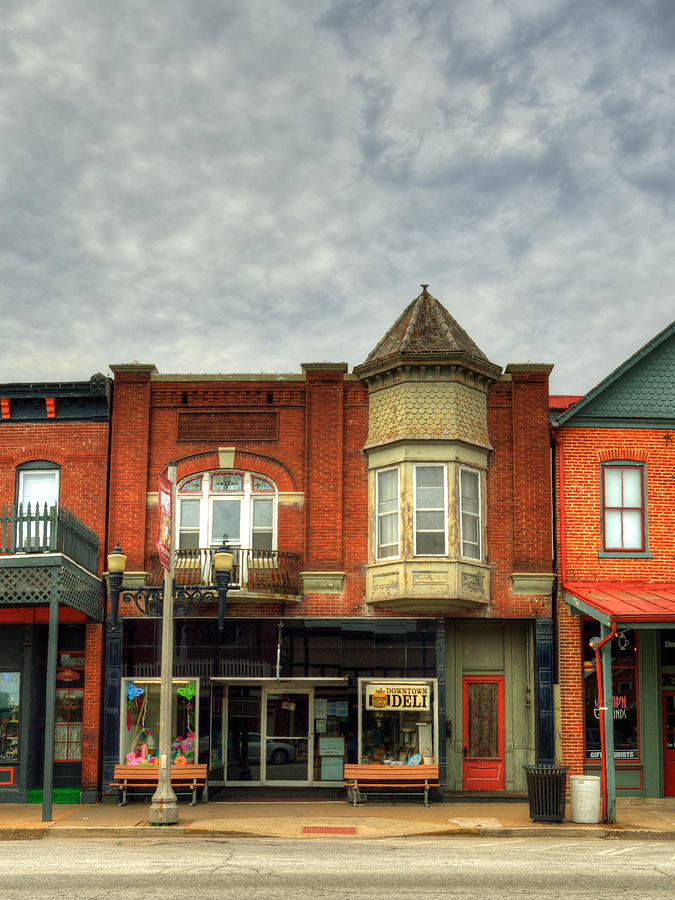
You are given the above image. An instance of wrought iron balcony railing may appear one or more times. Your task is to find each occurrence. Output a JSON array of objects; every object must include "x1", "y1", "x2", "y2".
[
  {"x1": 147, "y1": 547, "x2": 302, "y2": 598},
  {"x1": 0, "y1": 503, "x2": 100, "y2": 575}
]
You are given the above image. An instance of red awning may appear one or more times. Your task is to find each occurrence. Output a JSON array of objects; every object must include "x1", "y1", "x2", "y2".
[{"x1": 564, "y1": 581, "x2": 675, "y2": 624}]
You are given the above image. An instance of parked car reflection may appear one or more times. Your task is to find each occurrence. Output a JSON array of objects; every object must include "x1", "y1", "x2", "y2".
[{"x1": 229, "y1": 732, "x2": 296, "y2": 765}]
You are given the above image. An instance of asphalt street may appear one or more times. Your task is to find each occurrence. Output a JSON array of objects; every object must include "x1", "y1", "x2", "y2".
[{"x1": 2, "y1": 837, "x2": 674, "y2": 899}]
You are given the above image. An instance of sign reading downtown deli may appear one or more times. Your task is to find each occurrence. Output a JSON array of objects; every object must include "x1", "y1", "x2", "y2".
[
  {"x1": 156, "y1": 472, "x2": 173, "y2": 570},
  {"x1": 365, "y1": 682, "x2": 431, "y2": 711}
]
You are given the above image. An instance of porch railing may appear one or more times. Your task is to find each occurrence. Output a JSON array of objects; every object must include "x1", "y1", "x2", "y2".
[
  {"x1": 0, "y1": 503, "x2": 100, "y2": 575},
  {"x1": 147, "y1": 547, "x2": 302, "y2": 597}
]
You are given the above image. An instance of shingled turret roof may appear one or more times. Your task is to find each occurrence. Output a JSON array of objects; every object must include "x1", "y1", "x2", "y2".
[{"x1": 355, "y1": 286, "x2": 500, "y2": 380}]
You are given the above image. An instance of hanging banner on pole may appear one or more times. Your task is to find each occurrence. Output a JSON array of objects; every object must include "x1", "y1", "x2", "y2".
[{"x1": 156, "y1": 472, "x2": 172, "y2": 570}]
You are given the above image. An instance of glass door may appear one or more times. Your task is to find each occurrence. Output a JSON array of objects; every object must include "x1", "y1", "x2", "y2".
[
  {"x1": 263, "y1": 688, "x2": 311, "y2": 784},
  {"x1": 664, "y1": 691, "x2": 675, "y2": 797}
]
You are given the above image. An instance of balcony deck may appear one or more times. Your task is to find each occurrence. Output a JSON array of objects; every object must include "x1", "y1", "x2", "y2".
[{"x1": 146, "y1": 547, "x2": 302, "y2": 604}]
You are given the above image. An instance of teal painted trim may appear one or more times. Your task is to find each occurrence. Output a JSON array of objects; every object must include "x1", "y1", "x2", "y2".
[
  {"x1": 563, "y1": 591, "x2": 612, "y2": 627},
  {"x1": 638, "y1": 631, "x2": 661, "y2": 797},
  {"x1": 598, "y1": 551, "x2": 653, "y2": 559},
  {"x1": 555, "y1": 418, "x2": 675, "y2": 429}
]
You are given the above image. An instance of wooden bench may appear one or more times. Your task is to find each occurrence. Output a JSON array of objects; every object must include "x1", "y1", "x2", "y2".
[
  {"x1": 110, "y1": 764, "x2": 208, "y2": 807},
  {"x1": 344, "y1": 763, "x2": 439, "y2": 807}
]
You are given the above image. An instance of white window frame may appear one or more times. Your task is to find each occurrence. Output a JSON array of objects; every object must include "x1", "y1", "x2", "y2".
[
  {"x1": 413, "y1": 464, "x2": 447, "y2": 557},
  {"x1": 18, "y1": 468, "x2": 59, "y2": 510},
  {"x1": 376, "y1": 467, "x2": 400, "y2": 559},
  {"x1": 177, "y1": 471, "x2": 277, "y2": 551},
  {"x1": 459, "y1": 467, "x2": 482, "y2": 560}
]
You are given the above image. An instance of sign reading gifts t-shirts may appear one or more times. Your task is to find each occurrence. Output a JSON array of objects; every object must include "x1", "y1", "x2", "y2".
[
  {"x1": 156, "y1": 472, "x2": 173, "y2": 570},
  {"x1": 365, "y1": 682, "x2": 431, "y2": 711}
]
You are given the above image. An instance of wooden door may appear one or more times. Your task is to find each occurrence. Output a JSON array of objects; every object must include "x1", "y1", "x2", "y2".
[
  {"x1": 462, "y1": 675, "x2": 505, "y2": 791},
  {"x1": 663, "y1": 691, "x2": 675, "y2": 796}
]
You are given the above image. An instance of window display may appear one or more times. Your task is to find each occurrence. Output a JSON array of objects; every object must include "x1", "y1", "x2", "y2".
[
  {"x1": 359, "y1": 680, "x2": 436, "y2": 764},
  {"x1": 0, "y1": 672, "x2": 20, "y2": 763},
  {"x1": 583, "y1": 621, "x2": 639, "y2": 761},
  {"x1": 120, "y1": 678, "x2": 199, "y2": 765}
]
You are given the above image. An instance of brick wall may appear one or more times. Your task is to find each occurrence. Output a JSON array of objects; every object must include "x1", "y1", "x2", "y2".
[
  {"x1": 554, "y1": 424, "x2": 675, "y2": 772},
  {"x1": 0, "y1": 420, "x2": 110, "y2": 572},
  {"x1": 108, "y1": 368, "x2": 370, "y2": 620}
]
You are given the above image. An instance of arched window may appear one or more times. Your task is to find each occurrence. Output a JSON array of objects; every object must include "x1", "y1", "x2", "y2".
[
  {"x1": 177, "y1": 471, "x2": 276, "y2": 551},
  {"x1": 16, "y1": 460, "x2": 60, "y2": 510}
]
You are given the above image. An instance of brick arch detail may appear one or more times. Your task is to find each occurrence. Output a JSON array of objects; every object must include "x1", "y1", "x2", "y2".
[
  {"x1": 173, "y1": 450, "x2": 296, "y2": 492},
  {"x1": 597, "y1": 448, "x2": 649, "y2": 462}
]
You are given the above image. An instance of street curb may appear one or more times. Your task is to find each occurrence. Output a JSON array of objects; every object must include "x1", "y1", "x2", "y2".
[{"x1": 1, "y1": 823, "x2": 673, "y2": 842}]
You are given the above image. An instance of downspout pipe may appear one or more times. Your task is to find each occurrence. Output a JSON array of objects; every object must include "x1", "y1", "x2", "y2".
[{"x1": 590, "y1": 623, "x2": 617, "y2": 823}]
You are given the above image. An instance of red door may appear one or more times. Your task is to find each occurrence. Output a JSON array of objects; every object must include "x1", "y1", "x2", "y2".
[
  {"x1": 462, "y1": 675, "x2": 505, "y2": 791},
  {"x1": 663, "y1": 691, "x2": 675, "y2": 796}
]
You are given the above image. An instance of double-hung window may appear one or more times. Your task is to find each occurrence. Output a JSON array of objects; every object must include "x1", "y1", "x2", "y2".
[
  {"x1": 601, "y1": 463, "x2": 645, "y2": 553},
  {"x1": 414, "y1": 465, "x2": 446, "y2": 556},
  {"x1": 376, "y1": 468, "x2": 399, "y2": 559},
  {"x1": 460, "y1": 468, "x2": 481, "y2": 560}
]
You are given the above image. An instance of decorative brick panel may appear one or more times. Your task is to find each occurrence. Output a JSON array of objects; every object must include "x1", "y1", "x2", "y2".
[{"x1": 178, "y1": 411, "x2": 278, "y2": 442}]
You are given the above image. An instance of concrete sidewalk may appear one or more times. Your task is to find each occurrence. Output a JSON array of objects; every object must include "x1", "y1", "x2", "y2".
[{"x1": 2, "y1": 797, "x2": 675, "y2": 841}]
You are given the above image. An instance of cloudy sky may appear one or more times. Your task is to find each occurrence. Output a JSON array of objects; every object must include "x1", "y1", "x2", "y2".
[{"x1": 2, "y1": 1, "x2": 674, "y2": 394}]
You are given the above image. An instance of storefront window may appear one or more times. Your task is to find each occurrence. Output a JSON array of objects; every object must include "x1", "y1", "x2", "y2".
[
  {"x1": 359, "y1": 679, "x2": 436, "y2": 764},
  {"x1": 0, "y1": 673, "x2": 20, "y2": 763},
  {"x1": 120, "y1": 678, "x2": 199, "y2": 765},
  {"x1": 583, "y1": 621, "x2": 639, "y2": 761}
]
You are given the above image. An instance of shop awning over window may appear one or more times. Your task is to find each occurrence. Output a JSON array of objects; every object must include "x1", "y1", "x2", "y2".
[{"x1": 564, "y1": 581, "x2": 675, "y2": 629}]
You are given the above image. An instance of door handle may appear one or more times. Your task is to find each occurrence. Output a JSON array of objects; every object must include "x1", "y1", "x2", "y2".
[{"x1": 463, "y1": 746, "x2": 468, "y2": 757}]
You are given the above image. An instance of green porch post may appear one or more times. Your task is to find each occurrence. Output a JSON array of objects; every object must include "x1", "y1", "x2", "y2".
[
  {"x1": 42, "y1": 597, "x2": 59, "y2": 822},
  {"x1": 601, "y1": 623, "x2": 616, "y2": 824}
]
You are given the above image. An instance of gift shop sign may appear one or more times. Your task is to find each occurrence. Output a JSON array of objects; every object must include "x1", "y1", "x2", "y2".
[{"x1": 365, "y1": 683, "x2": 430, "y2": 711}]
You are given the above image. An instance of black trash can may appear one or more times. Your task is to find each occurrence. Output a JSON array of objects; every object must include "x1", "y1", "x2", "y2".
[{"x1": 523, "y1": 765, "x2": 569, "y2": 823}]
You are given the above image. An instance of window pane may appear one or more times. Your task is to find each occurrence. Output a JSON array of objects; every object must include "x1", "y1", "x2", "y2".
[
  {"x1": 179, "y1": 476, "x2": 202, "y2": 493},
  {"x1": 19, "y1": 471, "x2": 58, "y2": 506},
  {"x1": 253, "y1": 477, "x2": 273, "y2": 492},
  {"x1": 622, "y1": 510, "x2": 642, "y2": 549},
  {"x1": 603, "y1": 468, "x2": 622, "y2": 506},
  {"x1": 461, "y1": 469, "x2": 479, "y2": 502},
  {"x1": 180, "y1": 499, "x2": 200, "y2": 528},
  {"x1": 604, "y1": 510, "x2": 622, "y2": 548},
  {"x1": 417, "y1": 486, "x2": 444, "y2": 508},
  {"x1": 416, "y1": 511, "x2": 444, "y2": 530},
  {"x1": 178, "y1": 531, "x2": 200, "y2": 549},
  {"x1": 212, "y1": 499, "x2": 241, "y2": 543},
  {"x1": 211, "y1": 473, "x2": 243, "y2": 492},
  {"x1": 462, "y1": 514, "x2": 479, "y2": 544},
  {"x1": 252, "y1": 499, "x2": 273, "y2": 528},
  {"x1": 251, "y1": 531, "x2": 273, "y2": 550},
  {"x1": 379, "y1": 514, "x2": 397, "y2": 547},
  {"x1": 377, "y1": 470, "x2": 398, "y2": 505},
  {"x1": 417, "y1": 532, "x2": 445, "y2": 555},
  {"x1": 415, "y1": 467, "x2": 443, "y2": 489},
  {"x1": 622, "y1": 469, "x2": 642, "y2": 507}
]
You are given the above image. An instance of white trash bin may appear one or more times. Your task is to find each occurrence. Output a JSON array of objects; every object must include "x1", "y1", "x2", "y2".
[{"x1": 569, "y1": 775, "x2": 602, "y2": 823}]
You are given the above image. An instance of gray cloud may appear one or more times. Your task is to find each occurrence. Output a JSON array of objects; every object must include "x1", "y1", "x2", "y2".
[{"x1": 1, "y1": 0, "x2": 674, "y2": 394}]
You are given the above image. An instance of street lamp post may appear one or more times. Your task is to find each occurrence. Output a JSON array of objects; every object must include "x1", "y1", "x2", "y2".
[
  {"x1": 151, "y1": 461, "x2": 178, "y2": 823},
  {"x1": 106, "y1": 463, "x2": 233, "y2": 824}
]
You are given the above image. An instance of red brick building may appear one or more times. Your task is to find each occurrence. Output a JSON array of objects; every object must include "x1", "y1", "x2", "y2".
[
  {"x1": 103, "y1": 288, "x2": 556, "y2": 797},
  {"x1": 0, "y1": 376, "x2": 111, "y2": 807},
  {"x1": 552, "y1": 320, "x2": 675, "y2": 818}
]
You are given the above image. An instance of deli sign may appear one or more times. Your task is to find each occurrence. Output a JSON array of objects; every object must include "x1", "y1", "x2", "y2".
[{"x1": 366, "y1": 682, "x2": 430, "y2": 711}]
